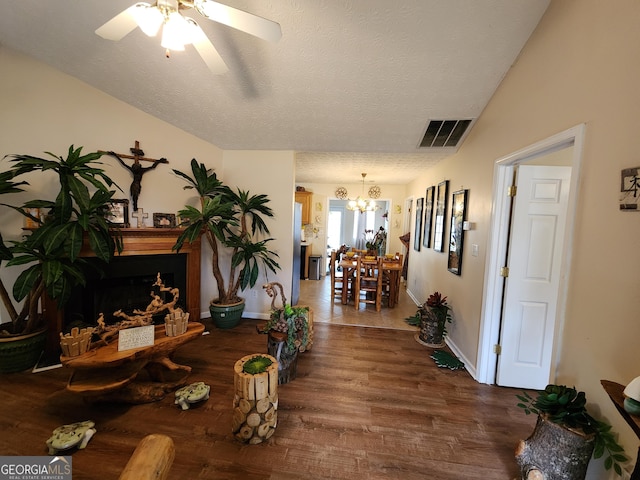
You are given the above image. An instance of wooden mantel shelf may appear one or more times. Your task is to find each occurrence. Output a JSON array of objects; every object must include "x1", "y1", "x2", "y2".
[{"x1": 80, "y1": 228, "x2": 192, "y2": 257}]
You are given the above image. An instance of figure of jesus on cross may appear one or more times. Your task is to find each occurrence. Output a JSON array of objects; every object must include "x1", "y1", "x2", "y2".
[{"x1": 105, "y1": 140, "x2": 168, "y2": 211}]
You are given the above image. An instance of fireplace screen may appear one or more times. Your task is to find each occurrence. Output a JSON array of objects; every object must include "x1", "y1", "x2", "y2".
[{"x1": 65, "y1": 253, "x2": 188, "y2": 329}]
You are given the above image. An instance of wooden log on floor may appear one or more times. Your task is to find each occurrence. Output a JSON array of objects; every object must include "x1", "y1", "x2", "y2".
[
  {"x1": 232, "y1": 353, "x2": 279, "y2": 444},
  {"x1": 119, "y1": 433, "x2": 175, "y2": 480}
]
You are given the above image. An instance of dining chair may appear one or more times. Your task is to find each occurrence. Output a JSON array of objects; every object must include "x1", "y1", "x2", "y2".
[
  {"x1": 381, "y1": 253, "x2": 403, "y2": 308},
  {"x1": 329, "y1": 249, "x2": 346, "y2": 302},
  {"x1": 354, "y1": 256, "x2": 383, "y2": 311}
]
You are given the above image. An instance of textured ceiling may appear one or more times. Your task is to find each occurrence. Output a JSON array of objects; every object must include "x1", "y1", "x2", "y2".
[{"x1": 0, "y1": 0, "x2": 549, "y2": 185}]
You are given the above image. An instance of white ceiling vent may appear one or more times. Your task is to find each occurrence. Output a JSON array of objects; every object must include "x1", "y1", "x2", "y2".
[{"x1": 419, "y1": 119, "x2": 473, "y2": 148}]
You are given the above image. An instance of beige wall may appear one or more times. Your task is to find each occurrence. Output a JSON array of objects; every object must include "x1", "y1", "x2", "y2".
[
  {"x1": 222, "y1": 150, "x2": 296, "y2": 318},
  {"x1": 0, "y1": 47, "x2": 293, "y2": 320},
  {"x1": 401, "y1": 0, "x2": 640, "y2": 475}
]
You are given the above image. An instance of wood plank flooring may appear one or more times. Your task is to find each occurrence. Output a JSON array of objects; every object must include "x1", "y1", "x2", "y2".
[{"x1": 0, "y1": 318, "x2": 535, "y2": 479}]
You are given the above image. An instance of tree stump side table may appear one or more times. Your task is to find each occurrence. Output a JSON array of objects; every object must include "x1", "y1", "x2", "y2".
[{"x1": 232, "y1": 354, "x2": 279, "y2": 444}]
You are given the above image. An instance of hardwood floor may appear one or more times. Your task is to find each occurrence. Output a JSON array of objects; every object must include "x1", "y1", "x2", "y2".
[{"x1": 0, "y1": 284, "x2": 536, "y2": 480}]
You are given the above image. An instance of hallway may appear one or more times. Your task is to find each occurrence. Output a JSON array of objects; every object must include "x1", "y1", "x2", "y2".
[{"x1": 298, "y1": 274, "x2": 418, "y2": 331}]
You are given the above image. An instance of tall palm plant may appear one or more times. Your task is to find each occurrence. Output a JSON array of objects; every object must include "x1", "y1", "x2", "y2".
[
  {"x1": 0, "y1": 146, "x2": 122, "y2": 335},
  {"x1": 173, "y1": 159, "x2": 280, "y2": 306}
]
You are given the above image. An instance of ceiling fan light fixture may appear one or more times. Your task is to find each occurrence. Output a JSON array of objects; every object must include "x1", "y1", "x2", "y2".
[
  {"x1": 95, "y1": 0, "x2": 281, "y2": 74},
  {"x1": 131, "y1": 3, "x2": 163, "y2": 37},
  {"x1": 161, "y1": 11, "x2": 192, "y2": 51}
]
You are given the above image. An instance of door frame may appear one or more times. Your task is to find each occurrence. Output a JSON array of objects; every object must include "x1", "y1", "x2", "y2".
[{"x1": 475, "y1": 124, "x2": 586, "y2": 385}]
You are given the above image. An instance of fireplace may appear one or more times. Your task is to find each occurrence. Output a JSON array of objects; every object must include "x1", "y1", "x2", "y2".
[
  {"x1": 65, "y1": 253, "x2": 188, "y2": 328},
  {"x1": 43, "y1": 228, "x2": 201, "y2": 353}
]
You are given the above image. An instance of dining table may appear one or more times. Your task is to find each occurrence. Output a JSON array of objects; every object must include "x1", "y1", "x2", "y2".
[{"x1": 337, "y1": 255, "x2": 402, "y2": 308}]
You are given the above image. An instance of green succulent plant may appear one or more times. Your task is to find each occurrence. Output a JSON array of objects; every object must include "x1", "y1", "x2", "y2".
[
  {"x1": 261, "y1": 303, "x2": 310, "y2": 352},
  {"x1": 242, "y1": 355, "x2": 273, "y2": 375},
  {"x1": 517, "y1": 384, "x2": 628, "y2": 476}
]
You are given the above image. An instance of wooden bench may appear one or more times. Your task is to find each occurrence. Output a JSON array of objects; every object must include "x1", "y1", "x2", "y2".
[{"x1": 61, "y1": 322, "x2": 205, "y2": 404}]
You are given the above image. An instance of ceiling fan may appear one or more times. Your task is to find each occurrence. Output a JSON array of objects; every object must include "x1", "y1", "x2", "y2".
[{"x1": 95, "y1": 0, "x2": 281, "y2": 74}]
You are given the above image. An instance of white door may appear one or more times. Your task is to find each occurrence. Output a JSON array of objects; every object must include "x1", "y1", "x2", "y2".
[{"x1": 496, "y1": 165, "x2": 572, "y2": 389}]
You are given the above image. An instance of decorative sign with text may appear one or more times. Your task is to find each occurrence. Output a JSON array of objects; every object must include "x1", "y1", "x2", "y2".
[{"x1": 118, "y1": 325, "x2": 155, "y2": 352}]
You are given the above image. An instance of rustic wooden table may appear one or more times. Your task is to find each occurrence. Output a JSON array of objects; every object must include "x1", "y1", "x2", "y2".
[{"x1": 61, "y1": 322, "x2": 205, "y2": 404}]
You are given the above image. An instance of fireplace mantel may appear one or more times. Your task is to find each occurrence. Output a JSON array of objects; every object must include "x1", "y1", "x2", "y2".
[{"x1": 44, "y1": 228, "x2": 201, "y2": 354}]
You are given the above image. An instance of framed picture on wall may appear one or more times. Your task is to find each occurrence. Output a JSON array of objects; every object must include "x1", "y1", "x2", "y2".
[
  {"x1": 423, "y1": 186, "x2": 435, "y2": 248},
  {"x1": 414, "y1": 197, "x2": 423, "y2": 251},
  {"x1": 433, "y1": 180, "x2": 449, "y2": 252},
  {"x1": 447, "y1": 189, "x2": 468, "y2": 275}
]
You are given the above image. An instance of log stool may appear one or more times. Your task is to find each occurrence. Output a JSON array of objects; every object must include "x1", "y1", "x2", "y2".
[{"x1": 232, "y1": 354, "x2": 279, "y2": 444}]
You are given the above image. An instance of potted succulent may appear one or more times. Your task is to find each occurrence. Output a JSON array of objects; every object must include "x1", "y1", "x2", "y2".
[
  {"x1": 405, "y1": 291, "x2": 452, "y2": 347},
  {"x1": 516, "y1": 384, "x2": 628, "y2": 479},
  {"x1": 0, "y1": 146, "x2": 123, "y2": 372},
  {"x1": 172, "y1": 159, "x2": 280, "y2": 329}
]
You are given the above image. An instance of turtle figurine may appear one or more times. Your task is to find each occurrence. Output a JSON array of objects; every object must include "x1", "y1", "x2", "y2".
[
  {"x1": 46, "y1": 420, "x2": 96, "y2": 455},
  {"x1": 174, "y1": 382, "x2": 210, "y2": 410}
]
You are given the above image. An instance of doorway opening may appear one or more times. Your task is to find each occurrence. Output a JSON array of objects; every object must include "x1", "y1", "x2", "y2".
[
  {"x1": 476, "y1": 125, "x2": 585, "y2": 387},
  {"x1": 327, "y1": 199, "x2": 389, "y2": 257}
]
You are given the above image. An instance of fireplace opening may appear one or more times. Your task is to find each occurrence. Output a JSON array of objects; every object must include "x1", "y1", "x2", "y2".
[{"x1": 65, "y1": 253, "x2": 188, "y2": 331}]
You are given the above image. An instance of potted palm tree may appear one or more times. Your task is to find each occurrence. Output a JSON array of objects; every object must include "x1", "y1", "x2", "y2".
[
  {"x1": 0, "y1": 146, "x2": 123, "y2": 372},
  {"x1": 172, "y1": 159, "x2": 280, "y2": 329}
]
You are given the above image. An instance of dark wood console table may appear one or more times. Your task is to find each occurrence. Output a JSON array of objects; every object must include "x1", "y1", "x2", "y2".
[
  {"x1": 601, "y1": 380, "x2": 640, "y2": 479},
  {"x1": 61, "y1": 322, "x2": 205, "y2": 404}
]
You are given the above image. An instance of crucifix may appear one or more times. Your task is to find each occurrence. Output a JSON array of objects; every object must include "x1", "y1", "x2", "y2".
[{"x1": 104, "y1": 141, "x2": 169, "y2": 211}]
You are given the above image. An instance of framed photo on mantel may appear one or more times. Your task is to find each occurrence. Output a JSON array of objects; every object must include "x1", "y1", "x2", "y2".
[
  {"x1": 108, "y1": 199, "x2": 129, "y2": 228},
  {"x1": 153, "y1": 212, "x2": 177, "y2": 228}
]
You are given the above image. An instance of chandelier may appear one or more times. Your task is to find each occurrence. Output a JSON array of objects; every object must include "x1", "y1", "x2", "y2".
[{"x1": 347, "y1": 173, "x2": 379, "y2": 213}]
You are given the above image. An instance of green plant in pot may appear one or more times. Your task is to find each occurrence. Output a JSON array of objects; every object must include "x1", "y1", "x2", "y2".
[
  {"x1": 0, "y1": 146, "x2": 123, "y2": 372},
  {"x1": 515, "y1": 384, "x2": 628, "y2": 479},
  {"x1": 405, "y1": 291, "x2": 452, "y2": 348},
  {"x1": 172, "y1": 159, "x2": 280, "y2": 329},
  {"x1": 257, "y1": 281, "x2": 310, "y2": 384}
]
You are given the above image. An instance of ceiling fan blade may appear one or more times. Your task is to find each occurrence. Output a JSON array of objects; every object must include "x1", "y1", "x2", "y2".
[
  {"x1": 194, "y1": 0, "x2": 282, "y2": 43},
  {"x1": 188, "y1": 21, "x2": 229, "y2": 75},
  {"x1": 95, "y1": 4, "x2": 142, "y2": 41}
]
